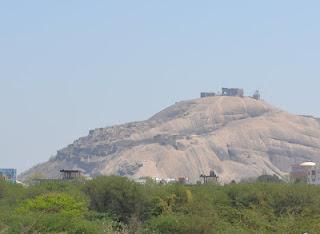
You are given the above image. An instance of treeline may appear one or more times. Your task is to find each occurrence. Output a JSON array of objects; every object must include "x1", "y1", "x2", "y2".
[{"x1": 0, "y1": 176, "x2": 320, "y2": 233}]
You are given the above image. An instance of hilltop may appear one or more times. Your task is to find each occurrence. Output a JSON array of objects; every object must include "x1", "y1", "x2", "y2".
[{"x1": 19, "y1": 96, "x2": 320, "y2": 183}]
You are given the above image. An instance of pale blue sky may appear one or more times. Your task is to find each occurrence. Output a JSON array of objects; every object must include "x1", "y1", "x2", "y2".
[{"x1": 1, "y1": 1, "x2": 320, "y2": 173}]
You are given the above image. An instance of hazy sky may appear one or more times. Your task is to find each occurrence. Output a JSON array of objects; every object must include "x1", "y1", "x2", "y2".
[{"x1": 1, "y1": 1, "x2": 320, "y2": 173}]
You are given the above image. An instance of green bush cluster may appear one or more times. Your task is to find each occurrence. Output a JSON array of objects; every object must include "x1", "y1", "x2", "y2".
[{"x1": 1, "y1": 178, "x2": 320, "y2": 233}]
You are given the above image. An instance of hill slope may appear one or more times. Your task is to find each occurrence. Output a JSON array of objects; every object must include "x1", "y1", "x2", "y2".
[{"x1": 19, "y1": 96, "x2": 320, "y2": 183}]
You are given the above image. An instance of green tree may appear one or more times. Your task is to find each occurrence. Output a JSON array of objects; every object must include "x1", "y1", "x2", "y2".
[
  {"x1": 18, "y1": 192, "x2": 87, "y2": 217},
  {"x1": 84, "y1": 176, "x2": 146, "y2": 223}
]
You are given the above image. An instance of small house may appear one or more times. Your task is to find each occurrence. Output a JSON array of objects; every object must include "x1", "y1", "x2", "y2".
[{"x1": 60, "y1": 169, "x2": 83, "y2": 180}]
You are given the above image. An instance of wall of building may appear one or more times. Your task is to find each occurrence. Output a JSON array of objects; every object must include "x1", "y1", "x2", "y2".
[
  {"x1": 308, "y1": 166, "x2": 320, "y2": 185},
  {"x1": 222, "y1": 88, "x2": 244, "y2": 97},
  {"x1": 200, "y1": 92, "x2": 216, "y2": 98},
  {"x1": 201, "y1": 88, "x2": 245, "y2": 99}
]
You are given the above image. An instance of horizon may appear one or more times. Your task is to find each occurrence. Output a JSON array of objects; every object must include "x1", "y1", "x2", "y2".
[{"x1": 1, "y1": 1, "x2": 320, "y2": 173}]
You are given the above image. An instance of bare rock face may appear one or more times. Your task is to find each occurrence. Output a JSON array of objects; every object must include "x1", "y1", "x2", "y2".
[{"x1": 19, "y1": 97, "x2": 320, "y2": 183}]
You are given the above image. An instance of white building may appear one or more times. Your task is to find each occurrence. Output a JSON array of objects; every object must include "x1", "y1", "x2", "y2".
[
  {"x1": 290, "y1": 162, "x2": 316, "y2": 183},
  {"x1": 307, "y1": 164, "x2": 320, "y2": 185}
]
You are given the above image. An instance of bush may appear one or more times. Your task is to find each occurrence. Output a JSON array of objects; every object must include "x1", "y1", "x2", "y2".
[
  {"x1": 18, "y1": 192, "x2": 87, "y2": 217},
  {"x1": 143, "y1": 214, "x2": 227, "y2": 234},
  {"x1": 256, "y1": 175, "x2": 282, "y2": 183},
  {"x1": 0, "y1": 181, "x2": 5, "y2": 199},
  {"x1": 84, "y1": 176, "x2": 146, "y2": 223},
  {"x1": 2, "y1": 176, "x2": 320, "y2": 233}
]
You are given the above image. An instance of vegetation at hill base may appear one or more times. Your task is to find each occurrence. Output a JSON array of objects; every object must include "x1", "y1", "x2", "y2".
[{"x1": 1, "y1": 176, "x2": 320, "y2": 234}]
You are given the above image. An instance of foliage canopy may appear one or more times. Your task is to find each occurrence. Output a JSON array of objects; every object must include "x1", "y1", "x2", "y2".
[{"x1": 0, "y1": 178, "x2": 320, "y2": 233}]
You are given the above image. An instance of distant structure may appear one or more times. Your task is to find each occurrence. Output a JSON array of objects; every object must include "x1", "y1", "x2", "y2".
[
  {"x1": 60, "y1": 169, "x2": 83, "y2": 180},
  {"x1": 290, "y1": 162, "x2": 316, "y2": 183},
  {"x1": 200, "y1": 170, "x2": 219, "y2": 184},
  {"x1": 291, "y1": 162, "x2": 320, "y2": 185},
  {"x1": 135, "y1": 176, "x2": 190, "y2": 185},
  {"x1": 307, "y1": 164, "x2": 320, "y2": 185},
  {"x1": 252, "y1": 90, "x2": 261, "y2": 100},
  {"x1": 200, "y1": 92, "x2": 216, "y2": 98},
  {"x1": 200, "y1": 88, "x2": 244, "y2": 98},
  {"x1": 135, "y1": 176, "x2": 149, "y2": 184},
  {"x1": 177, "y1": 176, "x2": 190, "y2": 184},
  {"x1": 222, "y1": 88, "x2": 244, "y2": 97},
  {"x1": 0, "y1": 168, "x2": 17, "y2": 183},
  {"x1": 32, "y1": 169, "x2": 85, "y2": 185},
  {"x1": 200, "y1": 88, "x2": 263, "y2": 100}
]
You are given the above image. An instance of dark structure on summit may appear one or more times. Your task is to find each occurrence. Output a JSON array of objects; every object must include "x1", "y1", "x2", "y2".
[
  {"x1": 200, "y1": 92, "x2": 216, "y2": 98},
  {"x1": 253, "y1": 90, "x2": 260, "y2": 100},
  {"x1": 222, "y1": 88, "x2": 244, "y2": 97},
  {"x1": 200, "y1": 88, "x2": 244, "y2": 98}
]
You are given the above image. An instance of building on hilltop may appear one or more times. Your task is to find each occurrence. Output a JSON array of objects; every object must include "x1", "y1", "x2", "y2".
[
  {"x1": 253, "y1": 90, "x2": 261, "y2": 100},
  {"x1": 0, "y1": 168, "x2": 17, "y2": 183},
  {"x1": 222, "y1": 88, "x2": 244, "y2": 97},
  {"x1": 200, "y1": 88, "x2": 244, "y2": 98},
  {"x1": 200, "y1": 92, "x2": 216, "y2": 98}
]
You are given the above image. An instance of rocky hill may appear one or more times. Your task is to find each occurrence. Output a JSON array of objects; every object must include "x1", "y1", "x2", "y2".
[{"x1": 19, "y1": 96, "x2": 320, "y2": 183}]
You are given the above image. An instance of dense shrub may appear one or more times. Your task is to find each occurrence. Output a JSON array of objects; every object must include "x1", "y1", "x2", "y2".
[
  {"x1": 256, "y1": 174, "x2": 282, "y2": 183},
  {"x1": 1, "y1": 178, "x2": 320, "y2": 233},
  {"x1": 18, "y1": 192, "x2": 87, "y2": 216},
  {"x1": 144, "y1": 214, "x2": 217, "y2": 234},
  {"x1": 84, "y1": 176, "x2": 146, "y2": 223},
  {"x1": 0, "y1": 181, "x2": 5, "y2": 199}
]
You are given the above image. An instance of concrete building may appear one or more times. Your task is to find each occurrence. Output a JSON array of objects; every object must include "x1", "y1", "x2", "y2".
[
  {"x1": 290, "y1": 162, "x2": 316, "y2": 183},
  {"x1": 60, "y1": 169, "x2": 83, "y2": 180},
  {"x1": 200, "y1": 88, "x2": 245, "y2": 99},
  {"x1": 0, "y1": 168, "x2": 17, "y2": 183},
  {"x1": 253, "y1": 90, "x2": 261, "y2": 100},
  {"x1": 307, "y1": 164, "x2": 320, "y2": 185},
  {"x1": 200, "y1": 170, "x2": 219, "y2": 184},
  {"x1": 200, "y1": 92, "x2": 216, "y2": 98},
  {"x1": 222, "y1": 88, "x2": 244, "y2": 97}
]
